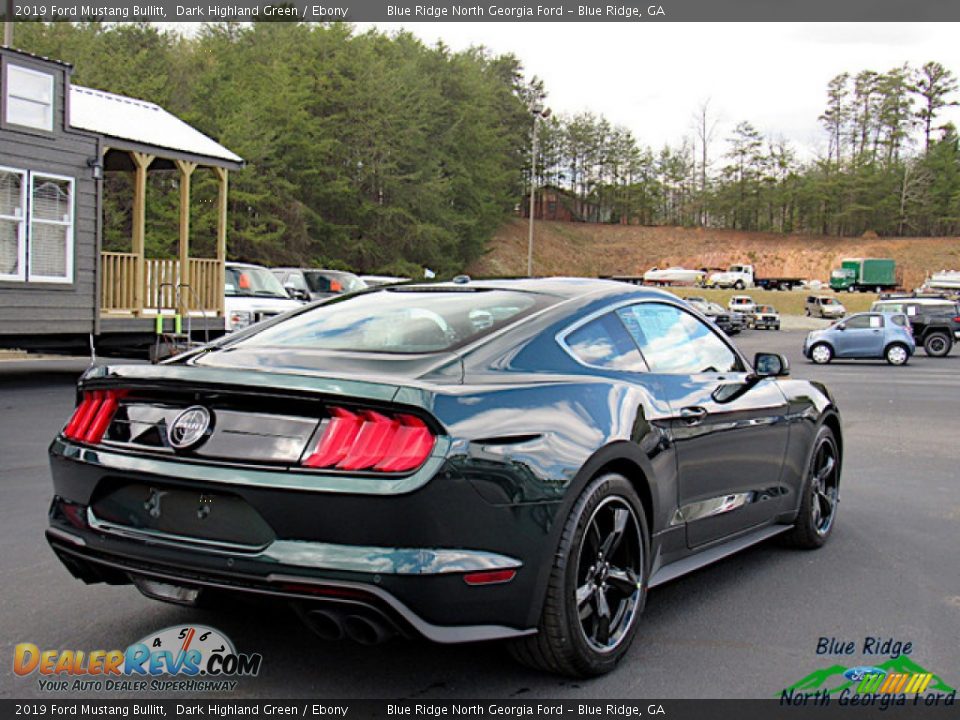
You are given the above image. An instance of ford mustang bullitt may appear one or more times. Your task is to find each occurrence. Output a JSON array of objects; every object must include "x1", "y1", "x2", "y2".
[{"x1": 46, "y1": 278, "x2": 842, "y2": 677}]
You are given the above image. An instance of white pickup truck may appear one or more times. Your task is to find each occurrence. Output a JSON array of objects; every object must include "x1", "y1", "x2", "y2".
[
  {"x1": 224, "y1": 262, "x2": 303, "y2": 332},
  {"x1": 707, "y1": 264, "x2": 804, "y2": 291}
]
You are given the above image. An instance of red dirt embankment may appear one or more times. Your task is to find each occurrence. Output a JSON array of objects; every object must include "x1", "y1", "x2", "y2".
[{"x1": 468, "y1": 221, "x2": 960, "y2": 289}]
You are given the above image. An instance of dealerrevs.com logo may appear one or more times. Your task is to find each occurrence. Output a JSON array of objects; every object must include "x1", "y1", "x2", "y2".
[{"x1": 14, "y1": 625, "x2": 262, "y2": 692}]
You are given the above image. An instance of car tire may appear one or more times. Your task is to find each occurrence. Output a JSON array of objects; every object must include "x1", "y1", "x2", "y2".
[
  {"x1": 923, "y1": 332, "x2": 952, "y2": 358},
  {"x1": 810, "y1": 343, "x2": 833, "y2": 365},
  {"x1": 885, "y1": 343, "x2": 910, "y2": 366},
  {"x1": 508, "y1": 473, "x2": 649, "y2": 678},
  {"x1": 734, "y1": 280, "x2": 745, "y2": 290},
  {"x1": 805, "y1": 309, "x2": 811, "y2": 317},
  {"x1": 784, "y1": 425, "x2": 840, "y2": 549}
]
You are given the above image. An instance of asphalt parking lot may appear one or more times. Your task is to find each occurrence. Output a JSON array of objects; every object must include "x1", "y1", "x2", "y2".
[{"x1": 1, "y1": 332, "x2": 958, "y2": 699}]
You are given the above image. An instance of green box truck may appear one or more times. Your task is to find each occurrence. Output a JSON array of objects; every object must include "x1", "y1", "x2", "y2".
[{"x1": 829, "y1": 258, "x2": 898, "y2": 293}]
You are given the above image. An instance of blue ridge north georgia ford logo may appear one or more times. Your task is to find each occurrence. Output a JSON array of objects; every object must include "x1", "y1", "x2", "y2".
[{"x1": 167, "y1": 407, "x2": 212, "y2": 449}]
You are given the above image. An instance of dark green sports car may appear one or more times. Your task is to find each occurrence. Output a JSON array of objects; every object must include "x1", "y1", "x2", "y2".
[{"x1": 47, "y1": 278, "x2": 842, "y2": 677}]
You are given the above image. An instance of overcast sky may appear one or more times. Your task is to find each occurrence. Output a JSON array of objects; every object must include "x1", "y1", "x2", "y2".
[{"x1": 356, "y1": 22, "x2": 960, "y2": 158}]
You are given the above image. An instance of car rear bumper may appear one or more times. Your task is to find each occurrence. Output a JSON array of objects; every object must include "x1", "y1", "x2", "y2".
[
  {"x1": 46, "y1": 523, "x2": 533, "y2": 644},
  {"x1": 47, "y1": 439, "x2": 556, "y2": 640}
]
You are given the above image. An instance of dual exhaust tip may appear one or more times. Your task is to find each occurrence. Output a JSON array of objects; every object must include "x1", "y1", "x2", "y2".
[{"x1": 301, "y1": 607, "x2": 397, "y2": 645}]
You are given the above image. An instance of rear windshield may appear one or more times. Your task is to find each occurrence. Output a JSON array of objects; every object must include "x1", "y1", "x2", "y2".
[{"x1": 227, "y1": 289, "x2": 546, "y2": 353}]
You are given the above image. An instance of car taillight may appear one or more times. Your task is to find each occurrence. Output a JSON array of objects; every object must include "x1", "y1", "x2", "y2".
[
  {"x1": 62, "y1": 389, "x2": 127, "y2": 444},
  {"x1": 954, "y1": 316, "x2": 960, "y2": 323},
  {"x1": 302, "y1": 407, "x2": 435, "y2": 472}
]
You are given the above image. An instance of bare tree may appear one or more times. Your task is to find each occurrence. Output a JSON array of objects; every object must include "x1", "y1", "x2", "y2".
[{"x1": 692, "y1": 99, "x2": 718, "y2": 225}]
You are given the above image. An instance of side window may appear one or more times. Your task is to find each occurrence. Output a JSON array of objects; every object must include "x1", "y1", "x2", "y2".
[
  {"x1": 5, "y1": 65, "x2": 55, "y2": 132},
  {"x1": 0, "y1": 167, "x2": 27, "y2": 281},
  {"x1": 617, "y1": 302, "x2": 741, "y2": 374},
  {"x1": 287, "y1": 272, "x2": 308, "y2": 291},
  {"x1": 563, "y1": 313, "x2": 648, "y2": 372},
  {"x1": 28, "y1": 174, "x2": 74, "y2": 282},
  {"x1": 844, "y1": 315, "x2": 874, "y2": 329},
  {"x1": 890, "y1": 315, "x2": 907, "y2": 327}
]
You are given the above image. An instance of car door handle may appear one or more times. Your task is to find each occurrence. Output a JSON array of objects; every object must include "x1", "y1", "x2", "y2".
[{"x1": 680, "y1": 406, "x2": 708, "y2": 425}]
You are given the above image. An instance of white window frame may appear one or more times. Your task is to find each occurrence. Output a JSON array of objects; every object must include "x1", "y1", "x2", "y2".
[
  {"x1": 27, "y1": 171, "x2": 74, "y2": 284},
  {"x1": 0, "y1": 165, "x2": 28, "y2": 282},
  {"x1": 4, "y1": 64, "x2": 55, "y2": 133}
]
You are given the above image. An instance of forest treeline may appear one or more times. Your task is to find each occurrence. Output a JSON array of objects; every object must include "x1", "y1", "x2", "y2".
[
  {"x1": 534, "y1": 62, "x2": 960, "y2": 238},
  {"x1": 13, "y1": 22, "x2": 960, "y2": 274}
]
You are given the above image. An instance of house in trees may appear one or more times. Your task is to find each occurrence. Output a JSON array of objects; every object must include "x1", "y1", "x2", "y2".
[
  {"x1": 521, "y1": 185, "x2": 611, "y2": 224},
  {"x1": 0, "y1": 47, "x2": 243, "y2": 352}
]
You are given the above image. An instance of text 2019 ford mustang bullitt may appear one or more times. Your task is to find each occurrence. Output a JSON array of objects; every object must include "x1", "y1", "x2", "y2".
[{"x1": 47, "y1": 278, "x2": 842, "y2": 677}]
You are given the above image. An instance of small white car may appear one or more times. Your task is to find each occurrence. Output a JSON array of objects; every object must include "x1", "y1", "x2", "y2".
[{"x1": 224, "y1": 262, "x2": 303, "y2": 332}]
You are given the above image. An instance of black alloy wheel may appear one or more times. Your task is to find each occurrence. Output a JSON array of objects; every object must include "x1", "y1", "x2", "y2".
[
  {"x1": 574, "y1": 496, "x2": 645, "y2": 654},
  {"x1": 509, "y1": 474, "x2": 648, "y2": 677},
  {"x1": 785, "y1": 426, "x2": 840, "y2": 549}
]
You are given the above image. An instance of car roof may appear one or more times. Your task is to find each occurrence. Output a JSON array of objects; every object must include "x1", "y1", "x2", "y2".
[
  {"x1": 226, "y1": 262, "x2": 269, "y2": 270},
  {"x1": 394, "y1": 277, "x2": 675, "y2": 301},
  {"x1": 874, "y1": 297, "x2": 956, "y2": 305},
  {"x1": 273, "y1": 267, "x2": 358, "y2": 275}
]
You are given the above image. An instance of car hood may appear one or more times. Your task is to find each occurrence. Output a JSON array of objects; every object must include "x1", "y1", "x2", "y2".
[{"x1": 225, "y1": 297, "x2": 303, "y2": 312}]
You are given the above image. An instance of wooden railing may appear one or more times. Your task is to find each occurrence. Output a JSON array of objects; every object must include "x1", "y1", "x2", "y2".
[
  {"x1": 145, "y1": 258, "x2": 180, "y2": 310},
  {"x1": 187, "y1": 258, "x2": 221, "y2": 313},
  {"x1": 101, "y1": 253, "x2": 221, "y2": 315},
  {"x1": 100, "y1": 252, "x2": 138, "y2": 312}
]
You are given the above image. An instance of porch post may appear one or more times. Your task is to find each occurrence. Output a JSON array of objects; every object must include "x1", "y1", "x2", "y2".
[
  {"x1": 214, "y1": 167, "x2": 228, "y2": 318},
  {"x1": 175, "y1": 160, "x2": 197, "y2": 317},
  {"x1": 130, "y1": 152, "x2": 154, "y2": 315}
]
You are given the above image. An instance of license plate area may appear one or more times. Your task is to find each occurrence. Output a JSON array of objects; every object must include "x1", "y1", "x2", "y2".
[{"x1": 90, "y1": 481, "x2": 275, "y2": 550}]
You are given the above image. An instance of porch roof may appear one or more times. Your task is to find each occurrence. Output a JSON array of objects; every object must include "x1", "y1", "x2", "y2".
[{"x1": 69, "y1": 85, "x2": 243, "y2": 169}]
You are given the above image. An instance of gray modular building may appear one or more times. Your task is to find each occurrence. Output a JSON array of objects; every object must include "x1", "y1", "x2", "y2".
[{"x1": 0, "y1": 46, "x2": 243, "y2": 352}]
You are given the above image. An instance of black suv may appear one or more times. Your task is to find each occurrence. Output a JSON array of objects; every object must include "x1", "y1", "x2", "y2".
[{"x1": 871, "y1": 295, "x2": 960, "y2": 357}]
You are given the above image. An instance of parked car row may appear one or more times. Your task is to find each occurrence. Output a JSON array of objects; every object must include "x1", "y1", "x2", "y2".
[
  {"x1": 682, "y1": 296, "x2": 781, "y2": 335},
  {"x1": 224, "y1": 262, "x2": 411, "y2": 333}
]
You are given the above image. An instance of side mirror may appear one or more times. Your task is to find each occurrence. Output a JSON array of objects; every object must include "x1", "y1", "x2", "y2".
[
  {"x1": 754, "y1": 352, "x2": 790, "y2": 378},
  {"x1": 837, "y1": 323, "x2": 846, "y2": 331}
]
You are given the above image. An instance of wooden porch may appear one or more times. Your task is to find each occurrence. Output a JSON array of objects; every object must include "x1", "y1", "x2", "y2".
[{"x1": 98, "y1": 149, "x2": 230, "y2": 320}]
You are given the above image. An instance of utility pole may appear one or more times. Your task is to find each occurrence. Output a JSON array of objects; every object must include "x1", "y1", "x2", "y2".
[{"x1": 527, "y1": 104, "x2": 551, "y2": 278}]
